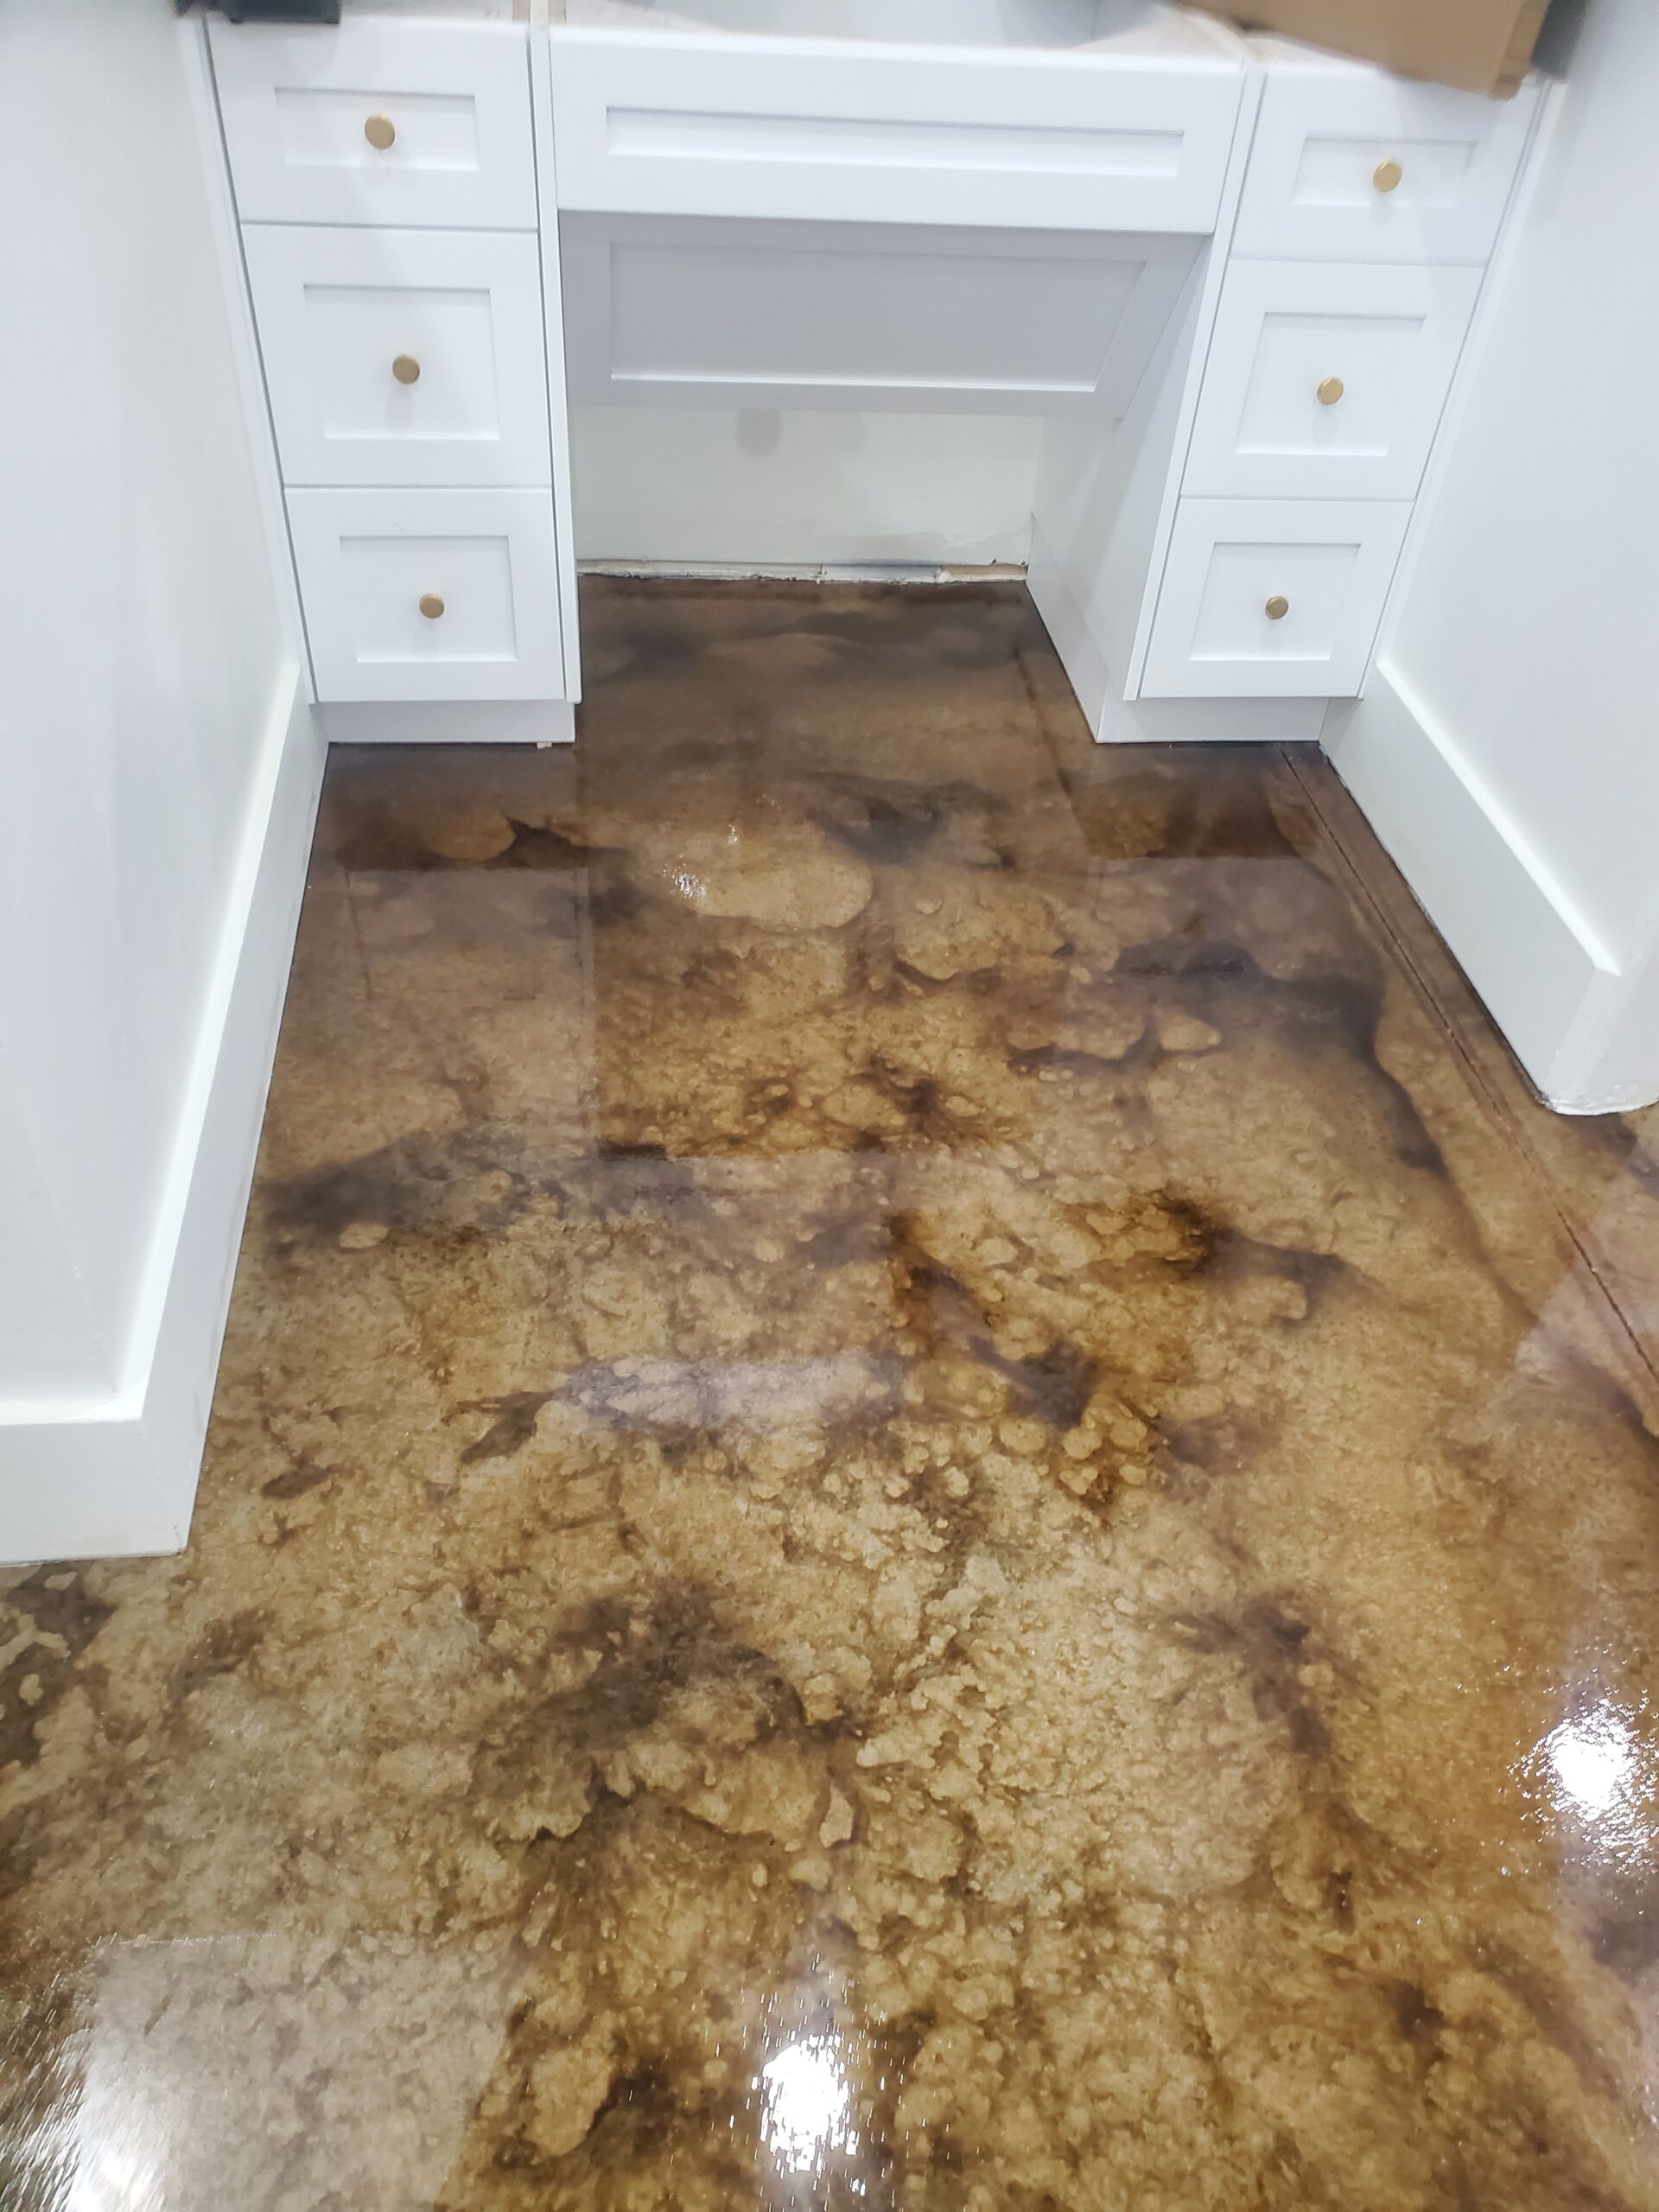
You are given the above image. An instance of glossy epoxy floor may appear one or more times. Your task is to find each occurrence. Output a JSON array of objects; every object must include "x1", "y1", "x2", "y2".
[{"x1": 6, "y1": 582, "x2": 1659, "y2": 2210}]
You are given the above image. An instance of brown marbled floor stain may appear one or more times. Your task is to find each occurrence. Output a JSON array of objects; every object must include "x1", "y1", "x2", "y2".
[{"x1": 5, "y1": 580, "x2": 1659, "y2": 2211}]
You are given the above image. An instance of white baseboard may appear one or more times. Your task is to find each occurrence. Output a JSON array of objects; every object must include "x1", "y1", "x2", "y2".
[
  {"x1": 1027, "y1": 520, "x2": 1325, "y2": 747},
  {"x1": 319, "y1": 698, "x2": 576, "y2": 746},
  {"x1": 0, "y1": 669, "x2": 326, "y2": 1564},
  {"x1": 1324, "y1": 659, "x2": 1618, "y2": 1100},
  {"x1": 579, "y1": 558, "x2": 1026, "y2": 586},
  {"x1": 1096, "y1": 690, "x2": 1326, "y2": 747}
]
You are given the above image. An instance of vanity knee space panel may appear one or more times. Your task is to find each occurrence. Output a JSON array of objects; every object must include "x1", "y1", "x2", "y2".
[{"x1": 562, "y1": 214, "x2": 1199, "y2": 418}]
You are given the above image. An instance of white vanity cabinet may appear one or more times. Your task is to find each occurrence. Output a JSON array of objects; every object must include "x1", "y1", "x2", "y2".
[
  {"x1": 1031, "y1": 37, "x2": 1540, "y2": 739},
  {"x1": 207, "y1": 14, "x2": 577, "y2": 727},
  {"x1": 197, "y1": 2, "x2": 1543, "y2": 746}
]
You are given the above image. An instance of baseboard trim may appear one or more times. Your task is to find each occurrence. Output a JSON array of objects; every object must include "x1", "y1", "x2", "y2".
[
  {"x1": 0, "y1": 669, "x2": 326, "y2": 1564},
  {"x1": 319, "y1": 698, "x2": 576, "y2": 747},
  {"x1": 1324, "y1": 658, "x2": 1618, "y2": 1096},
  {"x1": 580, "y1": 559, "x2": 1028, "y2": 586}
]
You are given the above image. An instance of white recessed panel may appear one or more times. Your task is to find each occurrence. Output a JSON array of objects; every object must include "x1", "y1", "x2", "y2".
[
  {"x1": 563, "y1": 214, "x2": 1195, "y2": 416},
  {"x1": 339, "y1": 534, "x2": 518, "y2": 666},
  {"x1": 272, "y1": 86, "x2": 481, "y2": 177},
  {"x1": 1191, "y1": 539, "x2": 1360, "y2": 663}
]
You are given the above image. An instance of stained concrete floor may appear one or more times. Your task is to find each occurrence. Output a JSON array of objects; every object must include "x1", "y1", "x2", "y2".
[{"x1": 4, "y1": 581, "x2": 1659, "y2": 2210}]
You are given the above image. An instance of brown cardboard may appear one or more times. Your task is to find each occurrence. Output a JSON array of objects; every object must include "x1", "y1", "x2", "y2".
[{"x1": 1186, "y1": 0, "x2": 1549, "y2": 95}]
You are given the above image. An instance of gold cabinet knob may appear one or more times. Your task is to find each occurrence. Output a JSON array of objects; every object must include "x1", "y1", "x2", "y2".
[
  {"x1": 418, "y1": 593, "x2": 445, "y2": 620},
  {"x1": 1265, "y1": 595, "x2": 1290, "y2": 621},
  {"x1": 1317, "y1": 376, "x2": 1344, "y2": 406},
  {"x1": 364, "y1": 113, "x2": 397, "y2": 151},
  {"x1": 1373, "y1": 157, "x2": 1403, "y2": 194},
  {"x1": 391, "y1": 354, "x2": 421, "y2": 385}
]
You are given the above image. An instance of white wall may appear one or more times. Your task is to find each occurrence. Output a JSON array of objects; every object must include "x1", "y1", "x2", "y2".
[
  {"x1": 0, "y1": 3, "x2": 321, "y2": 1556},
  {"x1": 1326, "y1": 0, "x2": 1659, "y2": 1111},
  {"x1": 571, "y1": 405, "x2": 1040, "y2": 568}
]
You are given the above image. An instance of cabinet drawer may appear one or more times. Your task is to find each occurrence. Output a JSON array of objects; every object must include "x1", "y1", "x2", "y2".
[
  {"x1": 289, "y1": 489, "x2": 564, "y2": 703},
  {"x1": 1184, "y1": 260, "x2": 1479, "y2": 501},
  {"x1": 209, "y1": 20, "x2": 536, "y2": 230},
  {"x1": 245, "y1": 228, "x2": 550, "y2": 488},
  {"x1": 549, "y1": 32, "x2": 1243, "y2": 233},
  {"x1": 1234, "y1": 69, "x2": 1536, "y2": 265},
  {"x1": 1141, "y1": 498, "x2": 1409, "y2": 698}
]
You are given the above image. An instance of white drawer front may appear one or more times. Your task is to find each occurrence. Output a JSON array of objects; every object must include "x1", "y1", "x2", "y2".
[
  {"x1": 1234, "y1": 71, "x2": 1536, "y2": 265},
  {"x1": 1184, "y1": 260, "x2": 1480, "y2": 501},
  {"x1": 246, "y1": 228, "x2": 551, "y2": 488},
  {"x1": 210, "y1": 20, "x2": 536, "y2": 230},
  {"x1": 1141, "y1": 498, "x2": 1410, "y2": 698},
  {"x1": 549, "y1": 32, "x2": 1243, "y2": 233},
  {"x1": 289, "y1": 489, "x2": 564, "y2": 703}
]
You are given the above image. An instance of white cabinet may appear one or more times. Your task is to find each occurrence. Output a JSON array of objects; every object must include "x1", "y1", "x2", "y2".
[
  {"x1": 208, "y1": 15, "x2": 572, "y2": 717},
  {"x1": 209, "y1": 19, "x2": 537, "y2": 231},
  {"x1": 288, "y1": 490, "x2": 565, "y2": 704},
  {"x1": 197, "y1": 9, "x2": 1539, "y2": 732},
  {"x1": 1184, "y1": 259, "x2": 1481, "y2": 501},
  {"x1": 1141, "y1": 498, "x2": 1412, "y2": 698},
  {"x1": 1234, "y1": 69, "x2": 1538, "y2": 266},
  {"x1": 245, "y1": 227, "x2": 552, "y2": 487}
]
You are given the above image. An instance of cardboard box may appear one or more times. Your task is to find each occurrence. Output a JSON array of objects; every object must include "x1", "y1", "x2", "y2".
[{"x1": 1186, "y1": 0, "x2": 1549, "y2": 96}]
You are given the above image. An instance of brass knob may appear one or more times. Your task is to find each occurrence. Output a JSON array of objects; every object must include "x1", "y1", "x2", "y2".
[
  {"x1": 1265, "y1": 595, "x2": 1290, "y2": 621},
  {"x1": 365, "y1": 113, "x2": 396, "y2": 151},
  {"x1": 418, "y1": 593, "x2": 445, "y2": 620},
  {"x1": 1373, "y1": 157, "x2": 1403, "y2": 194},
  {"x1": 1317, "y1": 376, "x2": 1344, "y2": 406},
  {"x1": 391, "y1": 354, "x2": 421, "y2": 385}
]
